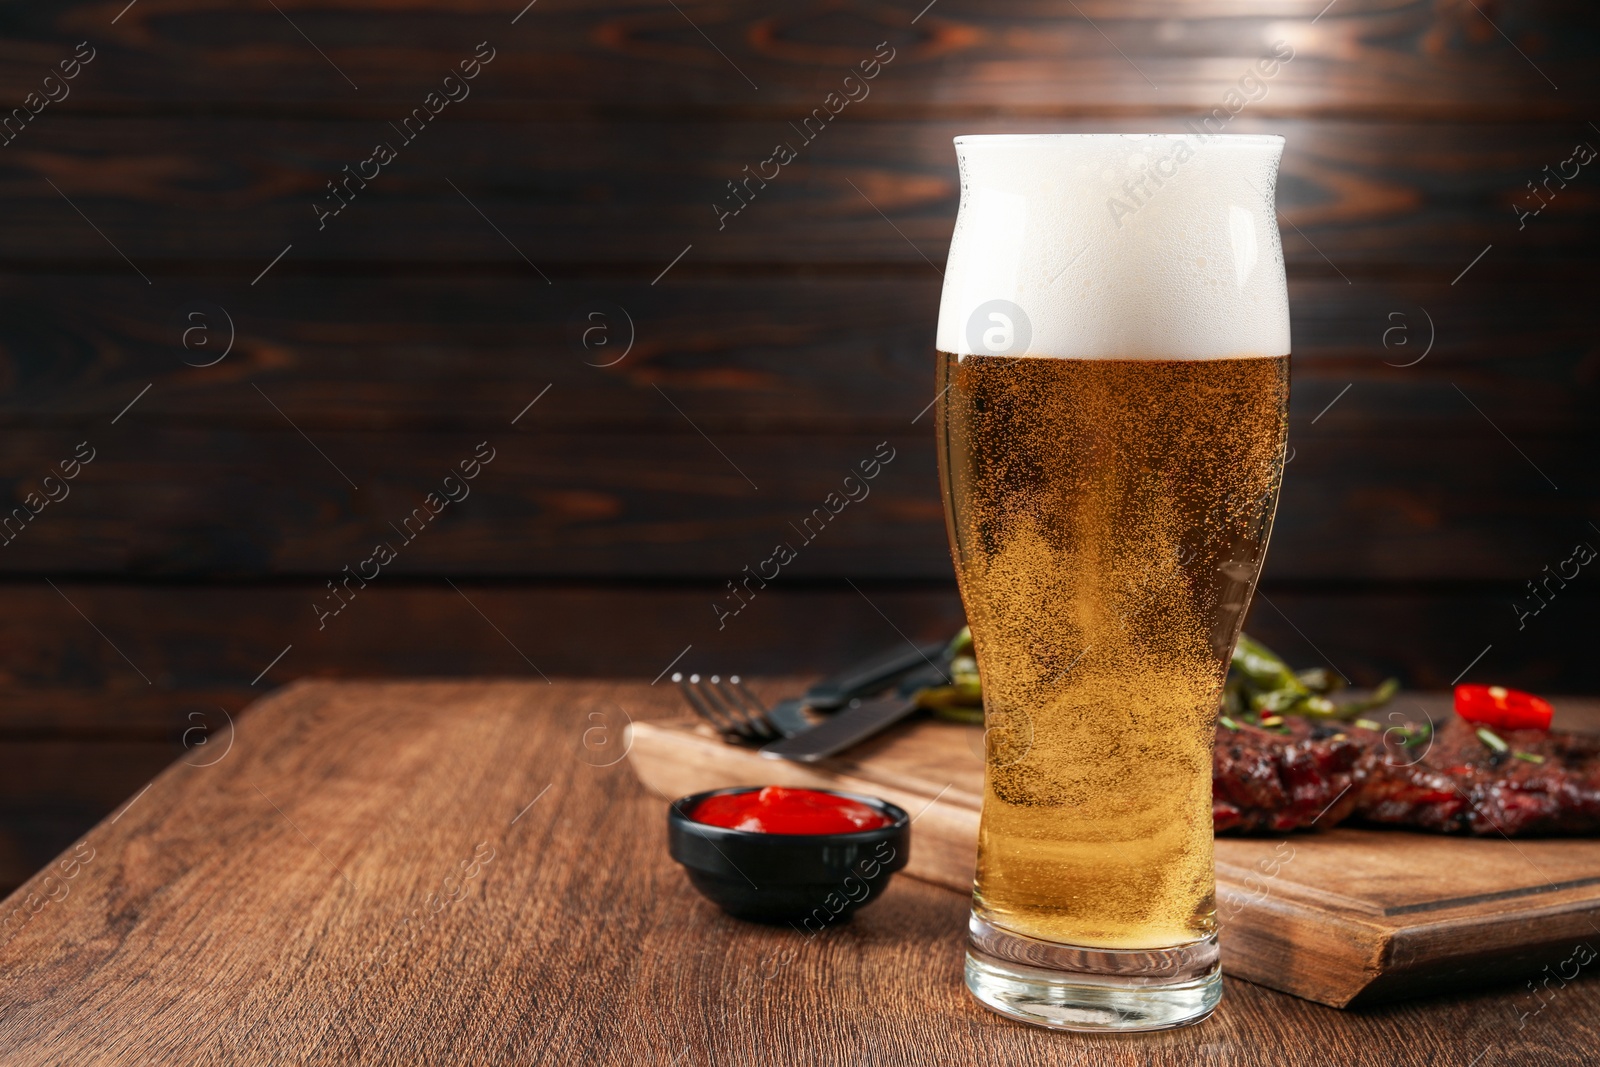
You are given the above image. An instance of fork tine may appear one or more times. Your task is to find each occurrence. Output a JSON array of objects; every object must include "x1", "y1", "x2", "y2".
[
  {"x1": 736, "y1": 677, "x2": 787, "y2": 740},
  {"x1": 695, "y1": 674, "x2": 756, "y2": 739},
  {"x1": 731, "y1": 675, "x2": 767, "y2": 714},
  {"x1": 702, "y1": 675, "x2": 759, "y2": 739},
  {"x1": 718, "y1": 675, "x2": 777, "y2": 739},
  {"x1": 675, "y1": 672, "x2": 739, "y2": 736}
]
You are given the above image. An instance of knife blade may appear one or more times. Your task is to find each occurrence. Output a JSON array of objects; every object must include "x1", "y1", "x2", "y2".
[
  {"x1": 800, "y1": 641, "x2": 947, "y2": 710},
  {"x1": 758, "y1": 694, "x2": 922, "y2": 763}
]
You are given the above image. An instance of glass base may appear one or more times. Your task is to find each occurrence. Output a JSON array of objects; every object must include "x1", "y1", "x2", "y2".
[{"x1": 964, "y1": 913, "x2": 1222, "y2": 1032}]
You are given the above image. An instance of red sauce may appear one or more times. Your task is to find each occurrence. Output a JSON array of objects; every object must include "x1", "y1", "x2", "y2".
[{"x1": 690, "y1": 786, "x2": 890, "y2": 835}]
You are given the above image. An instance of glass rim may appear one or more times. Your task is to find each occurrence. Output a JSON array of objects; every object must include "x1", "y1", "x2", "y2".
[{"x1": 952, "y1": 133, "x2": 1284, "y2": 146}]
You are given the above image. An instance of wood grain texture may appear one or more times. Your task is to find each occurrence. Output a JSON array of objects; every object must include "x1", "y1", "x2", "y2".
[
  {"x1": 626, "y1": 693, "x2": 1600, "y2": 1007},
  {"x1": 4, "y1": 119, "x2": 1597, "y2": 267},
  {"x1": 0, "y1": 739, "x2": 175, "y2": 894},
  {"x1": 1, "y1": 679, "x2": 1596, "y2": 1065},
  {"x1": 0, "y1": 424, "x2": 1590, "y2": 581},
  {"x1": 0, "y1": 273, "x2": 1592, "y2": 435},
  {"x1": 0, "y1": 582, "x2": 1587, "y2": 720},
  {"x1": 4, "y1": 579, "x2": 1587, "y2": 897},
  {"x1": 0, "y1": 0, "x2": 1594, "y2": 966},
  {"x1": 2, "y1": 0, "x2": 1596, "y2": 116}
]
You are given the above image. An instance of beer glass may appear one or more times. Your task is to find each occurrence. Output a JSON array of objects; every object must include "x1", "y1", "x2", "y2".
[{"x1": 934, "y1": 134, "x2": 1290, "y2": 1031}]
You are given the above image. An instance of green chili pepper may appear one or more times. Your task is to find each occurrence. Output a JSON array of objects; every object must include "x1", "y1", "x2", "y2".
[
  {"x1": 1233, "y1": 634, "x2": 1307, "y2": 694},
  {"x1": 1222, "y1": 674, "x2": 1245, "y2": 717},
  {"x1": 930, "y1": 627, "x2": 1399, "y2": 732},
  {"x1": 1295, "y1": 667, "x2": 1344, "y2": 695},
  {"x1": 1229, "y1": 636, "x2": 1396, "y2": 721},
  {"x1": 1332, "y1": 678, "x2": 1400, "y2": 717},
  {"x1": 929, "y1": 704, "x2": 985, "y2": 725},
  {"x1": 914, "y1": 681, "x2": 983, "y2": 711}
]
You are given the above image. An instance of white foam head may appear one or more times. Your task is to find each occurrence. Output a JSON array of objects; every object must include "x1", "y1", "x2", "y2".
[{"x1": 936, "y1": 134, "x2": 1290, "y2": 360}]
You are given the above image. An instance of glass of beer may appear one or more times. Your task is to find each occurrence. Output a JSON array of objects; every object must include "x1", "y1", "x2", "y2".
[{"x1": 935, "y1": 134, "x2": 1290, "y2": 1031}]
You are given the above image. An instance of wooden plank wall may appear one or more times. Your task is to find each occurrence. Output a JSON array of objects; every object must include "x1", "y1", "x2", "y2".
[{"x1": 0, "y1": 1, "x2": 1596, "y2": 891}]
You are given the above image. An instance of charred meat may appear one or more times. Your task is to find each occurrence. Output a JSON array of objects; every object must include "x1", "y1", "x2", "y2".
[
  {"x1": 1213, "y1": 718, "x2": 1365, "y2": 834},
  {"x1": 1214, "y1": 718, "x2": 1600, "y2": 837},
  {"x1": 1352, "y1": 719, "x2": 1600, "y2": 836}
]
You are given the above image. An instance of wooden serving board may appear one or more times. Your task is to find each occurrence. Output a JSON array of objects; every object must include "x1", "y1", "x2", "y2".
[{"x1": 626, "y1": 693, "x2": 1600, "y2": 1008}]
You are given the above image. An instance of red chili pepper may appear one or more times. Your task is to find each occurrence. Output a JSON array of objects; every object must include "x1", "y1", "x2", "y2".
[{"x1": 1454, "y1": 685, "x2": 1553, "y2": 732}]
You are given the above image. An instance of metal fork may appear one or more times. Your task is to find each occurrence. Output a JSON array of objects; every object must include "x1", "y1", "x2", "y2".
[{"x1": 673, "y1": 673, "x2": 782, "y2": 742}]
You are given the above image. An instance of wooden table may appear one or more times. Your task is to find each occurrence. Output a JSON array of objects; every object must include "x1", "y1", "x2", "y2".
[{"x1": 0, "y1": 680, "x2": 1592, "y2": 1065}]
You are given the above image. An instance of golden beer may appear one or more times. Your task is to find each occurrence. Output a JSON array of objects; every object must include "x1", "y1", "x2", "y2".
[
  {"x1": 937, "y1": 352, "x2": 1289, "y2": 949},
  {"x1": 936, "y1": 132, "x2": 1291, "y2": 1030}
]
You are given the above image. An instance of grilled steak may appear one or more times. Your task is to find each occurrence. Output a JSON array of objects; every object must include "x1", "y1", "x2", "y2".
[
  {"x1": 1213, "y1": 717, "x2": 1365, "y2": 834},
  {"x1": 1353, "y1": 719, "x2": 1600, "y2": 835},
  {"x1": 1213, "y1": 717, "x2": 1600, "y2": 837}
]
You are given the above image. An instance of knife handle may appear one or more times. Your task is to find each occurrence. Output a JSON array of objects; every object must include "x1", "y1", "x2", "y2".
[
  {"x1": 803, "y1": 643, "x2": 946, "y2": 710},
  {"x1": 758, "y1": 696, "x2": 921, "y2": 763}
]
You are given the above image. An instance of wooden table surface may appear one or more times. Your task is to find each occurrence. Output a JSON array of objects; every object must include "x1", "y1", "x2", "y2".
[{"x1": 0, "y1": 679, "x2": 1592, "y2": 1066}]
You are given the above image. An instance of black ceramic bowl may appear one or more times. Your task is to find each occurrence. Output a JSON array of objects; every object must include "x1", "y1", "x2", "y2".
[{"x1": 668, "y1": 786, "x2": 911, "y2": 924}]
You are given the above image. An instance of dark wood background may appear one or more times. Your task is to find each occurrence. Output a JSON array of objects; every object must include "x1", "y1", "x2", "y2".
[{"x1": 0, "y1": 0, "x2": 1596, "y2": 893}]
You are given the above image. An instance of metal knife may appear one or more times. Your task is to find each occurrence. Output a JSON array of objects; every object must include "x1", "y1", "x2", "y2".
[
  {"x1": 759, "y1": 694, "x2": 922, "y2": 763},
  {"x1": 759, "y1": 641, "x2": 947, "y2": 738},
  {"x1": 799, "y1": 642, "x2": 947, "y2": 711}
]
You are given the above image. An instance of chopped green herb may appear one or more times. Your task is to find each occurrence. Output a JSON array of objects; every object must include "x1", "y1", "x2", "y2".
[
  {"x1": 1354, "y1": 718, "x2": 1380, "y2": 730},
  {"x1": 1513, "y1": 751, "x2": 1546, "y2": 764},
  {"x1": 1402, "y1": 723, "x2": 1433, "y2": 747},
  {"x1": 1477, "y1": 727, "x2": 1509, "y2": 753},
  {"x1": 1219, "y1": 715, "x2": 1240, "y2": 731}
]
